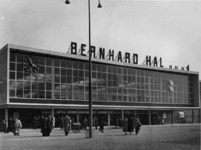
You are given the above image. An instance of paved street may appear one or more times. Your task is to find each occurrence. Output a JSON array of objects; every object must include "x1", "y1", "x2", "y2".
[{"x1": 0, "y1": 124, "x2": 200, "y2": 150}]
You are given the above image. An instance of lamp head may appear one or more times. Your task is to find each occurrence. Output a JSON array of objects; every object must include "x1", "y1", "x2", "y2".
[
  {"x1": 98, "y1": 2, "x2": 102, "y2": 8},
  {"x1": 65, "y1": 0, "x2": 70, "y2": 4}
]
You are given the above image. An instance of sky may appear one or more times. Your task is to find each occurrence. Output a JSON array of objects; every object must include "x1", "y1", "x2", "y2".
[{"x1": 1, "y1": 0, "x2": 201, "y2": 78}]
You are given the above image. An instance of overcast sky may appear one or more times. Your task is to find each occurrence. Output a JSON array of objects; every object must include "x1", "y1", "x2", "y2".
[{"x1": 1, "y1": 0, "x2": 201, "y2": 78}]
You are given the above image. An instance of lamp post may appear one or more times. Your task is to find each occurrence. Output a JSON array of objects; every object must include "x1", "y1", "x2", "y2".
[{"x1": 65, "y1": 0, "x2": 102, "y2": 138}]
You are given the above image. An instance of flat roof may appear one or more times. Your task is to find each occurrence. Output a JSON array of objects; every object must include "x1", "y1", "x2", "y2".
[{"x1": 4, "y1": 44, "x2": 199, "y2": 75}]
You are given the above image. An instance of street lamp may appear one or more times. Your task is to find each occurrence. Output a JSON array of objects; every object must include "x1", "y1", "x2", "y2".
[{"x1": 65, "y1": 0, "x2": 102, "y2": 138}]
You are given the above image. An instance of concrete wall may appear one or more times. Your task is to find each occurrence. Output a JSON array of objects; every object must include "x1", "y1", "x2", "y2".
[{"x1": 0, "y1": 45, "x2": 8, "y2": 105}]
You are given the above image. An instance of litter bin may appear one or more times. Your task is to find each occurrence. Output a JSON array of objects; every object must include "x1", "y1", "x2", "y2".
[{"x1": 85, "y1": 127, "x2": 93, "y2": 138}]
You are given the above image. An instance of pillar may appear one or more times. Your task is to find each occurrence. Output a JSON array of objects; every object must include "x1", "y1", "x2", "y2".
[
  {"x1": 121, "y1": 108, "x2": 124, "y2": 120},
  {"x1": 5, "y1": 107, "x2": 8, "y2": 129},
  {"x1": 108, "y1": 110, "x2": 110, "y2": 126},
  {"x1": 171, "y1": 109, "x2": 174, "y2": 124},
  {"x1": 148, "y1": 109, "x2": 151, "y2": 125},
  {"x1": 51, "y1": 107, "x2": 54, "y2": 117},
  {"x1": 192, "y1": 110, "x2": 194, "y2": 124},
  {"x1": 77, "y1": 110, "x2": 79, "y2": 123}
]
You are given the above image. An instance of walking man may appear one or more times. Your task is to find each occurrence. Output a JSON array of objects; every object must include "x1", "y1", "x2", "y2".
[
  {"x1": 63, "y1": 114, "x2": 71, "y2": 136},
  {"x1": 94, "y1": 117, "x2": 98, "y2": 130}
]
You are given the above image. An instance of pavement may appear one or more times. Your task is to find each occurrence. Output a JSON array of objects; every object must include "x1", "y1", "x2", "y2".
[{"x1": 0, "y1": 124, "x2": 200, "y2": 150}]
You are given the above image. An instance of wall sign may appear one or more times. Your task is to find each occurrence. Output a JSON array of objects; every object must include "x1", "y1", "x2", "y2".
[{"x1": 68, "y1": 42, "x2": 164, "y2": 68}]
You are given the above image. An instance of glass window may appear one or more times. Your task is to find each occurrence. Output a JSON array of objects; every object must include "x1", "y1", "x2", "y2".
[
  {"x1": 79, "y1": 70, "x2": 84, "y2": 77},
  {"x1": 55, "y1": 75, "x2": 60, "y2": 83},
  {"x1": 46, "y1": 58, "x2": 52, "y2": 66},
  {"x1": 10, "y1": 53, "x2": 16, "y2": 62},
  {"x1": 92, "y1": 64, "x2": 96, "y2": 71},
  {"x1": 46, "y1": 91, "x2": 52, "y2": 99},
  {"x1": 46, "y1": 67, "x2": 52, "y2": 74},
  {"x1": 123, "y1": 68, "x2": 127, "y2": 74},
  {"x1": 46, "y1": 83, "x2": 52, "y2": 90},
  {"x1": 10, "y1": 63, "x2": 15, "y2": 71},
  {"x1": 73, "y1": 62, "x2": 78, "y2": 69},
  {"x1": 17, "y1": 72, "x2": 23, "y2": 79},
  {"x1": 54, "y1": 59, "x2": 60, "y2": 67},
  {"x1": 17, "y1": 54, "x2": 23, "y2": 63},
  {"x1": 79, "y1": 62, "x2": 84, "y2": 70},
  {"x1": 10, "y1": 72, "x2": 15, "y2": 79},
  {"x1": 73, "y1": 70, "x2": 78, "y2": 77},
  {"x1": 17, "y1": 64, "x2": 23, "y2": 72},
  {"x1": 38, "y1": 57, "x2": 45, "y2": 65},
  {"x1": 39, "y1": 66, "x2": 45, "y2": 74},
  {"x1": 61, "y1": 68, "x2": 66, "y2": 76},
  {"x1": 66, "y1": 60, "x2": 72, "y2": 68},
  {"x1": 67, "y1": 77, "x2": 72, "y2": 83},
  {"x1": 54, "y1": 68, "x2": 60, "y2": 74},
  {"x1": 61, "y1": 60, "x2": 66, "y2": 68}
]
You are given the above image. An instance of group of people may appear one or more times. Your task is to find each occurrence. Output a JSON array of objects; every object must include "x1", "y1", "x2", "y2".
[
  {"x1": 122, "y1": 115, "x2": 142, "y2": 135},
  {"x1": 2, "y1": 117, "x2": 22, "y2": 136}
]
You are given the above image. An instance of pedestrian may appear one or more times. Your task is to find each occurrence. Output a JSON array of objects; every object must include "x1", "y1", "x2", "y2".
[
  {"x1": 60, "y1": 116, "x2": 64, "y2": 129},
  {"x1": 2, "y1": 117, "x2": 7, "y2": 133},
  {"x1": 83, "y1": 117, "x2": 88, "y2": 130},
  {"x1": 46, "y1": 115, "x2": 53, "y2": 136},
  {"x1": 122, "y1": 117, "x2": 128, "y2": 135},
  {"x1": 37, "y1": 116, "x2": 41, "y2": 129},
  {"x1": 157, "y1": 115, "x2": 161, "y2": 125},
  {"x1": 63, "y1": 114, "x2": 71, "y2": 136},
  {"x1": 94, "y1": 117, "x2": 98, "y2": 130},
  {"x1": 32, "y1": 115, "x2": 38, "y2": 130},
  {"x1": 133, "y1": 115, "x2": 141, "y2": 135},
  {"x1": 127, "y1": 116, "x2": 134, "y2": 135},
  {"x1": 99, "y1": 119, "x2": 107, "y2": 133},
  {"x1": 119, "y1": 118, "x2": 122, "y2": 128},
  {"x1": 8, "y1": 117, "x2": 14, "y2": 133},
  {"x1": 41, "y1": 115, "x2": 48, "y2": 136},
  {"x1": 14, "y1": 118, "x2": 22, "y2": 136},
  {"x1": 52, "y1": 116, "x2": 55, "y2": 129},
  {"x1": 115, "y1": 116, "x2": 119, "y2": 128}
]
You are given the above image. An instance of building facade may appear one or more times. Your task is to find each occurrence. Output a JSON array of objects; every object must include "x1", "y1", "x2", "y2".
[{"x1": 0, "y1": 44, "x2": 200, "y2": 129}]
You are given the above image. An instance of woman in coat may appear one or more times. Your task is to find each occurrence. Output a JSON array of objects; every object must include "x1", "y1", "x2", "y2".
[
  {"x1": 122, "y1": 117, "x2": 128, "y2": 135},
  {"x1": 127, "y1": 116, "x2": 134, "y2": 135},
  {"x1": 14, "y1": 118, "x2": 22, "y2": 136}
]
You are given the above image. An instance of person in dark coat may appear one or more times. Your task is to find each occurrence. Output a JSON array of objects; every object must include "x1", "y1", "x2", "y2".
[
  {"x1": 32, "y1": 116, "x2": 38, "y2": 130},
  {"x1": 122, "y1": 117, "x2": 128, "y2": 135},
  {"x1": 8, "y1": 117, "x2": 14, "y2": 133},
  {"x1": 60, "y1": 116, "x2": 64, "y2": 129},
  {"x1": 41, "y1": 115, "x2": 51, "y2": 136},
  {"x1": 63, "y1": 114, "x2": 71, "y2": 136},
  {"x1": 83, "y1": 117, "x2": 88, "y2": 130},
  {"x1": 94, "y1": 117, "x2": 98, "y2": 130},
  {"x1": 46, "y1": 115, "x2": 53, "y2": 136},
  {"x1": 133, "y1": 115, "x2": 141, "y2": 135},
  {"x1": 99, "y1": 119, "x2": 107, "y2": 133},
  {"x1": 127, "y1": 116, "x2": 134, "y2": 135},
  {"x1": 115, "y1": 116, "x2": 119, "y2": 128}
]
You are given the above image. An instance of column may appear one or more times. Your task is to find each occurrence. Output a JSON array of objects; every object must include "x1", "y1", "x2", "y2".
[
  {"x1": 51, "y1": 107, "x2": 54, "y2": 117},
  {"x1": 5, "y1": 107, "x2": 8, "y2": 129},
  {"x1": 77, "y1": 110, "x2": 79, "y2": 123},
  {"x1": 148, "y1": 109, "x2": 151, "y2": 125},
  {"x1": 121, "y1": 108, "x2": 124, "y2": 120},
  {"x1": 192, "y1": 110, "x2": 194, "y2": 124},
  {"x1": 171, "y1": 109, "x2": 174, "y2": 124},
  {"x1": 108, "y1": 110, "x2": 110, "y2": 126}
]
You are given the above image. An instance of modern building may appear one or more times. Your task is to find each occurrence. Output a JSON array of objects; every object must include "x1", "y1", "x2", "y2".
[{"x1": 0, "y1": 44, "x2": 200, "y2": 129}]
